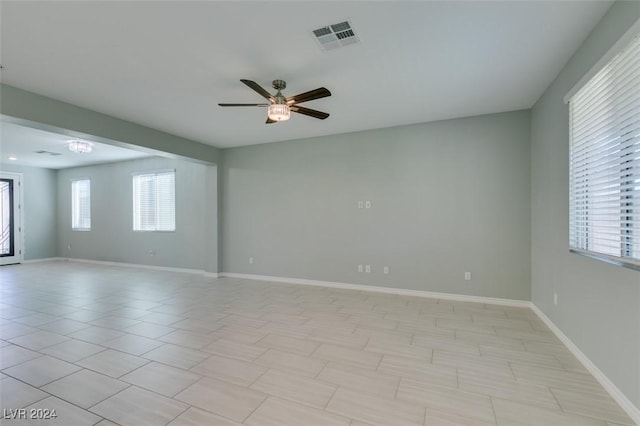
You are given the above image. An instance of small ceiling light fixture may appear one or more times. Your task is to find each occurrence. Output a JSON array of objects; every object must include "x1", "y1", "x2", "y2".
[
  {"x1": 267, "y1": 103, "x2": 291, "y2": 122},
  {"x1": 68, "y1": 140, "x2": 93, "y2": 154},
  {"x1": 7, "y1": 156, "x2": 17, "y2": 161},
  {"x1": 267, "y1": 80, "x2": 291, "y2": 122}
]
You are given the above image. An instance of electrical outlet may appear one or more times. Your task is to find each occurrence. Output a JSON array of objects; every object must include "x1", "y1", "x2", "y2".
[
  {"x1": 249, "y1": 257, "x2": 254, "y2": 264},
  {"x1": 383, "y1": 266, "x2": 389, "y2": 274},
  {"x1": 365, "y1": 265, "x2": 371, "y2": 273},
  {"x1": 554, "y1": 293, "x2": 558, "y2": 306},
  {"x1": 358, "y1": 264, "x2": 363, "y2": 273},
  {"x1": 464, "y1": 272, "x2": 471, "y2": 281},
  {"x1": 149, "y1": 249, "x2": 155, "y2": 256},
  {"x1": 365, "y1": 200, "x2": 371, "y2": 209},
  {"x1": 67, "y1": 244, "x2": 72, "y2": 250},
  {"x1": 358, "y1": 201, "x2": 364, "y2": 209}
]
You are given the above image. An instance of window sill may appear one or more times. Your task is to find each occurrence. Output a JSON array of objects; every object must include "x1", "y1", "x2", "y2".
[{"x1": 569, "y1": 249, "x2": 640, "y2": 272}]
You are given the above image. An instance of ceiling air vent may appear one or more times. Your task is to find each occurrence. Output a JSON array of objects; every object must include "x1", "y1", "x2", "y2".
[
  {"x1": 312, "y1": 20, "x2": 359, "y2": 51},
  {"x1": 34, "y1": 150, "x2": 62, "y2": 156}
]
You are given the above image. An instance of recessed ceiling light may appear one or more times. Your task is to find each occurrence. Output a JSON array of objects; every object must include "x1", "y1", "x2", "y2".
[
  {"x1": 7, "y1": 156, "x2": 17, "y2": 161},
  {"x1": 68, "y1": 140, "x2": 93, "y2": 154}
]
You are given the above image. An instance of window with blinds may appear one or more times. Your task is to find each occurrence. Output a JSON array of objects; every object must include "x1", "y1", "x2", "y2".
[
  {"x1": 71, "y1": 179, "x2": 91, "y2": 230},
  {"x1": 569, "y1": 31, "x2": 640, "y2": 266},
  {"x1": 133, "y1": 171, "x2": 175, "y2": 232}
]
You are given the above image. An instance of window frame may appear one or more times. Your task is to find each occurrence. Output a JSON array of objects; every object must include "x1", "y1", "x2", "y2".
[
  {"x1": 71, "y1": 178, "x2": 91, "y2": 231},
  {"x1": 132, "y1": 169, "x2": 176, "y2": 233},
  {"x1": 566, "y1": 20, "x2": 640, "y2": 272}
]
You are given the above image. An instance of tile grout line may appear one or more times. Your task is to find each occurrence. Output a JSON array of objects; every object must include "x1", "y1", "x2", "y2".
[
  {"x1": 240, "y1": 394, "x2": 270, "y2": 424},
  {"x1": 322, "y1": 383, "x2": 340, "y2": 410},
  {"x1": 488, "y1": 396, "x2": 499, "y2": 425}
]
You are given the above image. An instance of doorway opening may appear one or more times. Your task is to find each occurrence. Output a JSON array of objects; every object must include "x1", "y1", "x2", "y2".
[{"x1": 0, "y1": 172, "x2": 22, "y2": 265}]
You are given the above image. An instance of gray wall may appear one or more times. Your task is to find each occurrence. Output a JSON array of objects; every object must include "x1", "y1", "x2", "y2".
[
  {"x1": 0, "y1": 163, "x2": 57, "y2": 260},
  {"x1": 222, "y1": 110, "x2": 531, "y2": 300},
  {"x1": 531, "y1": 1, "x2": 640, "y2": 408},
  {"x1": 57, "y1": 157, "x2": 218, "y2": 272}
]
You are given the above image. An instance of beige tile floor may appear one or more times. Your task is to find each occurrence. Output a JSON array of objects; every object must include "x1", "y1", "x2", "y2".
[{"x1": 0, "y1": 261, "x2": 634, "y2": 426}]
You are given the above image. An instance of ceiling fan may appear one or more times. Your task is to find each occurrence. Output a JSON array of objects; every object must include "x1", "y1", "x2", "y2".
[{"x1": 219, "y1": 79, "x2": 331, "y2": 124}]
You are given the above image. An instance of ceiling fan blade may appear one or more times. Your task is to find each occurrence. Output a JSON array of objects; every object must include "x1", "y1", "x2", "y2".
[
  {"x1": 290, "y1": 105, "x2": 330, "y2": 120},
  {"x1": 286, "y1": 87, "x2": 331, "y2": 104},
  {"x1": 240, "y1": 79, "x2": 274, "y2": 101},
  {"x1": 218, "y1": 103, "x2": 269, "y2": 107}
]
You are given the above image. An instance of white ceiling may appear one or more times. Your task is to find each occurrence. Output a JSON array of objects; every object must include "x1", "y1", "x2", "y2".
[
  {"x1": 0, "y1": 121, "x2": 152, "y2": 169},
  {"x1": 0, "y1": 1, "x2": 613, "y2": 150}
]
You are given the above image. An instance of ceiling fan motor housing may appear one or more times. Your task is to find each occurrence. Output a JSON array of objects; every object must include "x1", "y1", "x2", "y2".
[{"x1": 272, "y1": 80, "x2": 286, "y2": 90}]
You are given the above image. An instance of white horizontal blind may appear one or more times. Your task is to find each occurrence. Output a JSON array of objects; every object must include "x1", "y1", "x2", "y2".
[
  {"x1": 133, "y1": 171, "x2": 175, "y2": 232},
  {"x1": 71, "y1": 179, "x2": 91, "y2": 230},
  {"x1": 569, "y1": 32, "x2": 640, "y2": 263}
]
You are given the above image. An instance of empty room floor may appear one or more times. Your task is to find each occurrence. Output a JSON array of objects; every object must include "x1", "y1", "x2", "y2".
[{"x1": 0, "y1": 261, "x2": 633, "y2": 426}]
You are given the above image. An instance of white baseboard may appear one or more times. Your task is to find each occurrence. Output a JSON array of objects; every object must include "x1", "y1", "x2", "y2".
[
  {"x1": 219, "y1": 272, "x2": 530, "y2": 308},
  {"x1": 20, "y1": 257, "x2": 219, "y2": 278},
  {"x1": 530, "y1": 304, "x2": 640, "y2": 425},
  {"x1": 22, "y1": 257, "x2": 64, "y2": 264},
  {"x1": 65, "y1": 258, "x2": 206, "y2": 275}
]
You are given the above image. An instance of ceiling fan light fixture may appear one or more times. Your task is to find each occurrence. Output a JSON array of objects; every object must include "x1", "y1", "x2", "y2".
[
  {"x1": 267, "y1": 104, "x2": 291, "y2": 122},
  {"x1": 68, "y1": 140, "x2": 93, "y2": 154}
]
